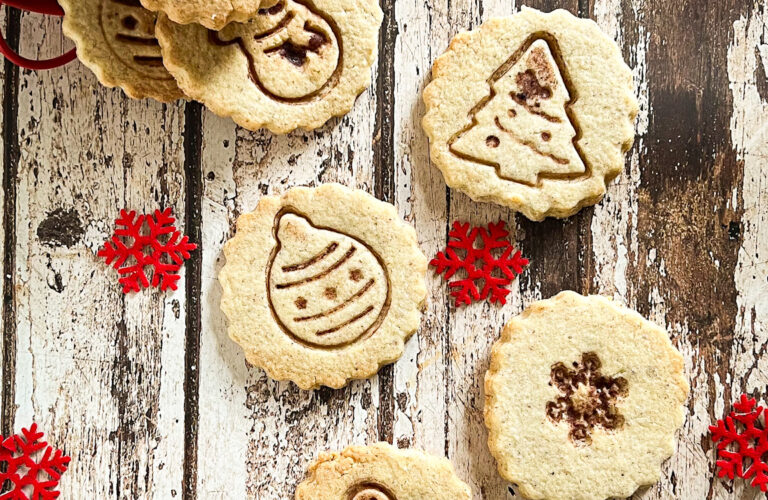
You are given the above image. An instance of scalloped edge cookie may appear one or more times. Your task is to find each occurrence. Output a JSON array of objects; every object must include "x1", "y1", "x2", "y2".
[
  {"x1": 484, "y1": 291, "x2": 689, "y2": 500},
  {"x1": 422, "y1": 8, "x2": 638, "y2": 220},
  {"x1": 295, "y1": 443, "x2": 471, "y2": 499},
  {"x1": 139, "y1": 0, "x2": 262, "y2": 30},
  {"x1": 60, "y1": 0, "x2": 184, "y2": 102},
  {"x1": 219, "y1": 184, "x2": 427, "y2": 389},
  {"x1": 155, "y1": 0, "x2": 382, "y2": 133}
]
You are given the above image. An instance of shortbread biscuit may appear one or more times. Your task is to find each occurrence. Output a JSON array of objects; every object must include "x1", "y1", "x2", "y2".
[
  {"x1": 219, "y1": 184, "x2": 427, "y2": 389},
  {"x1": 156, "y1": 0, "x2": 382, "y2": 133},
  {"x1": 139, "y1": 0, "x2": 261, "y2": 30},
  {"x1": 484, "y1": 291, "x2": 689, "y2": 500},
  {"x1": 61, "y1": 0, "x2": 183, "y2": 102},
  {"x1": 295, "y1": 443, "x2": 471, "y2": 500},
  {"x1": 422, "y1": 8, "x2": 638, "y2": 220}
]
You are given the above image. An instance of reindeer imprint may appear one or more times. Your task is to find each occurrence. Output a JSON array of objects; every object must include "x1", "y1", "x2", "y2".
[
  {"x1": 449, "y1": 35, "x2": 588, "y2": 186},
  {"x1": 100, "y1": 0, "x2": 171, "y2": 78},
  {"x1": 267, "y1": 212, "x2": 390, "y2": 348}
]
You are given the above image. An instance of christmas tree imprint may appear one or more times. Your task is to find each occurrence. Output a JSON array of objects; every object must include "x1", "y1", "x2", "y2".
[{"x1": 450, "y1": 37, "x2": 586, "y2": 185}]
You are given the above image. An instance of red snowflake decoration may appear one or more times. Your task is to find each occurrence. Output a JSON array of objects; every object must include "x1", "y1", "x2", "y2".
[
  {"x1": 98, "y1": 208, "x2": 197, "y2": 293},
  {"x1": 0, "y1": 423, "x2": 70, "y2": 500},
  {"x1": 430, "y1": 220, "x2": 528, "y2": 306},
  {"x1": 710, "y1": 394, "x2": 768, "y2": 492}
]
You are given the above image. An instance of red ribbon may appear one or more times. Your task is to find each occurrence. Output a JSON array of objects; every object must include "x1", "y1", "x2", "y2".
[{"x1": 0, "y1": 0, "x2": 77, "y2": 70}]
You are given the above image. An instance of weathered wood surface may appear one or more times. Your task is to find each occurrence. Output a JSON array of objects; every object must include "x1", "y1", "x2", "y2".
[{"x1": 1, "y1": 0, "x2": 767, "y2": 499}]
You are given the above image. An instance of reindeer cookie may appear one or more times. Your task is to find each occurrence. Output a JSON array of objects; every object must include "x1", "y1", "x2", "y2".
[
  {"x1": 156, "y1": 0, "x2": 381, "y2": 133},
  {"x1": 295, "y1": 443, "x2": 471, "y2": 500},
  {"x1": 422, "y1": 8, "x2": 638, "y2": 220},
  {"x1": 139, "y1": 0, "x2": 262, "y2": 30},
  {"x1": 484, "y1": 292, "x2": 689, "y2": 500},
  {"x1": 60, "y1": 0, "x2": 183, "y2": 102},
  {"x1": 219, "y1": 184, "x2": 427, "y2": 389}
]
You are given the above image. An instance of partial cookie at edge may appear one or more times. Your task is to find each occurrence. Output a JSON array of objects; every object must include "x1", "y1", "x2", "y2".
[
  {"x1": 61, "y1": 0, "x2": 184, "y2": 102},
  {"x1": 155, "y1": 0, "x2": 382, "y2": 133},
  {"x1": 295, "y1": 443, "x2": 471, "y2": 499}
]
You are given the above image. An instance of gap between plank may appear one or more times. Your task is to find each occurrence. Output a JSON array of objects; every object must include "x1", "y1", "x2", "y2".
[
  {"x1": 1, "y1": 6, "x2": 21, "y2": 438},
  {"x1": 373, "y1": 0, "x2": 397, "y2": 444},
  {"x1": 182, "y1": 101, "x2": 204, "y2": 500}
]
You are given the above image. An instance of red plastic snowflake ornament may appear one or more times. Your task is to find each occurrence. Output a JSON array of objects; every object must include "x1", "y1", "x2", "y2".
[
  {"x1": 0, "y1": 423, "x2": 70, "y2": 500},
  {"x1": 430, "y1": 220, "x2": 528, "y2": 306},
  {"x1": 710, "y1": 394, "x2": 768, "y2": 492},
  {"x1": 98, "y1": 208, "x2": 197, "y2": 293}
]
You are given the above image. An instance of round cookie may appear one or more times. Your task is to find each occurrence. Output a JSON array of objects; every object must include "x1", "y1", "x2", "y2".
[
  {"x1": 484, "y1": 291, "x2": 689, "y2": 500},
  {"x1": 422, "y1": 8, "x2": 638, "y2": 220},
  {"x1": 295, "y1": 443, "x2": 471, "y2": 500},
  {"x1": 155, "y1": 0, "x2": 382, "y2": 133},
  {"x1": 219, "y1": 184, "x2": 427, "y2": 389},
  {"x1": 139, "y1": 0, "x2": 262, "y2": 30},
  {"x1": 61, "y1": 0, "x2": 184, "y2": 102}
]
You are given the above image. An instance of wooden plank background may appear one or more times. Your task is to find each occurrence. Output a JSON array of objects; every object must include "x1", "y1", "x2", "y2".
[{"x1": 1, "y1": 0, "x2": 766, "y2": 498}]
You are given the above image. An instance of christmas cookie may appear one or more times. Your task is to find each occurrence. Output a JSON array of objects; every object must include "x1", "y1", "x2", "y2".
[
  {"x1": 295, "y1": 443, "x2": 471, "y2": 499},
  {"x1": 155, "y1": 0, "x2": 382, "y2": 133},
  {"x1": 219, "y1": 184, "x2": 427, "y2": 389},
  {"x1": 484, "y1": 291, "x2": 689, "y2": 500},
  {"x1": 139, "y1": 0, "x2": 261, "y2": 30},
  {"x1": 60, "y1": 0, "x2": 183, "y2": 102},
  {"x1": 422, "y1": 8, "x2": 638, "y2": 220}
]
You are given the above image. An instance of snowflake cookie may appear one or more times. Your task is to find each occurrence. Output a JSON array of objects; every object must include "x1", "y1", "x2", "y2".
[
  {"x1": 60, "y1": 0, "x2": 184, "y2": 102},
  {"x1": 422, "y1": 8, "x2": 638, "y2": 220},
  {"x1": 295, "y1": 443, "x2": 471, "y2": 499},
  {"x1": 219, "y1": 184, "x2": 427, "y2": 389},
  {"x1": 484, "y1": 291, "x2": 689, "y2": 500},
  {"x1": 156, "y1": 0, "x2": 382, "y2": 133}
]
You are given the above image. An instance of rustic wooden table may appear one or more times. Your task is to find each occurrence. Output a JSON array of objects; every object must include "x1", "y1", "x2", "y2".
[{"x1": 0, "y1": 0, "x2": 766, "y2": 498}]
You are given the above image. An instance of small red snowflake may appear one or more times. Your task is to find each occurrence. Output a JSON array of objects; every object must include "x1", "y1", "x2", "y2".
[
  {"x1": 710, "y1": 394, "x2": 768, "y2": 492},
  {"x1": 0, "y1": 423, "x2": 70, "y2": 500},
  {"x1": 98, "y1": 208, "x2": 197, "y2": 293},
  {"x1": 430, "y1": 220, "x2": 528, "y2": 306}
]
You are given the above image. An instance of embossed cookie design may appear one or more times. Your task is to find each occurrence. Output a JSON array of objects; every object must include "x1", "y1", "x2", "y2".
[
  {"x1": 267, "y1": 212, "x2": 389, "y2": 348},
  {"x1": 295, "y1": 443, "x2": 471, "y2": 500},
  {"x1": 139, "y1": 0, "x2": 262, "y2": 30},
  {"x1": 211, "y1": 0, "x2": 340, "y2": 101},
  {"x1": 61, "y1": 0, "x2": 184, "y2": 101},
  {"x1": 485, "y1": 292, "x2": 689, "y2": 500},
  {"x1": 423, "y1": 8, "x2": 638, "y2": 220},
  {"x1": 219, "y1": 185, "x2": 426, "y2": 389},
  {"x1": 156, "y1": 0, "x2": 382, "y2": 133}
]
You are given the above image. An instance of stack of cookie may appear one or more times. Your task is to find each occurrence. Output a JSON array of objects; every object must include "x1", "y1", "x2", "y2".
[{"x1": 60, "y1": 0, "x2": 382, "y2": 133}]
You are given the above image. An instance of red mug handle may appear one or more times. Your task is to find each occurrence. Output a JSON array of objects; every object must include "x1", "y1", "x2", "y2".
[{"x1": 0, "y1": 0, "x2": 77, "y2": 70}]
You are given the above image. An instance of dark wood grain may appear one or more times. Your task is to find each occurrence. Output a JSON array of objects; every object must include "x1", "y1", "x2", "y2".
[
  {"x1": 182, "y1": 101, "x2": 204, "y2": 500},
  {"x1": 0, "y1": 6, "x2": 20, "y2": 439}
]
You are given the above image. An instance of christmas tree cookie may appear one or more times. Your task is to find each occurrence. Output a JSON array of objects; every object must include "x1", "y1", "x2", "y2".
[
  {"x1": 484, "y1": 291, "x2": 689, "y2": 500},
  {"x1": 60, "y1": 0, "x2": 183, "y2": 102},
  {"x1": 219, "y1": 184, "x2": 427, "y2": 389},
  {"x1": 423, "y1": 8, "x2": 638, "y2": 220},
  {"x1": 295, "y1": 443, "x2": 471, "y2": 499}
]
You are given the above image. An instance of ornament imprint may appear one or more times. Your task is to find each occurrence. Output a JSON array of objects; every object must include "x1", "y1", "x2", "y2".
[
  {"x1": 267, "y1": 211, "x2": 390, "y2": 348},
  {"x1": 449, "y1": 34, "x2": 586, "y2": 185}
]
